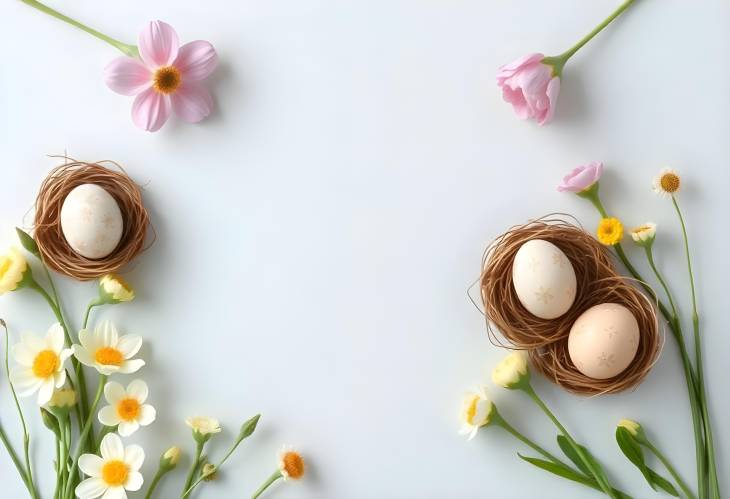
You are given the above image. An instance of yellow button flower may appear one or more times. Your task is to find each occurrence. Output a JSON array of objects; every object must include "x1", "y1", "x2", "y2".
[
  {"x1": 0, "y1": 248, "x2": 28, "y2": 295},
  {"x1": 596, "y1": 217, "x2": 623, "y2": 246}
]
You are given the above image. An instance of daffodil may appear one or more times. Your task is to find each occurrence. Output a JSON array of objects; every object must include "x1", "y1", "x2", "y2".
[
  {"x1": 73, "y1": 320, "x2": 144, "y2": 375},
  {"x1": 630, "y1": 223, "x2": 656, "y2": 247},
  {"x1": 458, "y1": 387, "x2": 496, "y2": 440},
  {"x1": 492, "y1": 351, "x2": 530, "y2": 389},
  {"x1": 75, "y1": 433, "x2": 144, "y2": 499},
  {"x1": 0, "y1": 247, "x2": 29, "y2": 295},
  {"x1": 98, "y1": 379, "x2": 156, "y2": 436},
  {"x1": 186, "y1": 416, "x2": 221, "y2": 443},
  {"x1": 596, "y1": 217, "x2": 624, "y2": 246},
  {"x1": 12, "y1": 323, "x2": 73, "y2": 405},
  {"x1": 652, "y1": 168, "x2": 681, "y2": 197},
  {"x1": 99, "y1": 274, "x2": 135, "y2": 303}
]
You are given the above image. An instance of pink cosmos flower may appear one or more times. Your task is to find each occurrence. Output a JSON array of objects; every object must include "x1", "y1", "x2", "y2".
[
  {"x1": 104, "y1": 21, "x2": 218, "y2": 132},
  {"x1": 496, "y1": 53, "x2": 560, "y2": 126},
  {"x1": 557, "y1": 161, "x2": 604, "y2": 192}
]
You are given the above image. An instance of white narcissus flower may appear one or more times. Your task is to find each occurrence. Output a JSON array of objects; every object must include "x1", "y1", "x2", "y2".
[
  {"x1": 458, "y1": 387, "x2": 495, "y2": 441},
  {"x1": 98, "y1": 379, "x2": 156, "y2": 437},
  {"x1": 0, "y1": 248, "x2": 28, "y2": 295},
  {"x1": 72, "y1": 320, "x2": 144, "y2": 375},
  {"x1": 99, "y1": 274, "x2": 135, "y2": 303},
  {"x1": 492, "y1": 351, "x2": 530, "y2": 389},
  {"x1": 75, "y1": 432, "x2": 144, "y2": 499},
  {"x1": 630, "y1": 223, "x2": 656, "y2": 246},
  {"x1": 12, "y1": 323, "x2": 73, "y2": 405}
]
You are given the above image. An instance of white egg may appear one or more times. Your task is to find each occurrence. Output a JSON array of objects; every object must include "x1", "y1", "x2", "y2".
[
  {"x1": 568, "y1": 303, "x2": 640, "y2": 379},
  {"x1": 511, "y1": 239, "x2": 577, "y2": 319},
  {"x1": 60, "y1": 184, "x2": 124, "y2": 259}
]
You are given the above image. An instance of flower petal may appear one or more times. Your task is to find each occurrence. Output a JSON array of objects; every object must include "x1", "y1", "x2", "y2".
[
  {"x1": 137, "y1": 405, "x2": 156, "y2": 426},
  {"x1": 538, "y1": 76, "x2": 560, "y2": 125},
  {"x1": 125, "y1": 471, "x2": 144, "y2": 492},
  {"x1": 124, "y1": 444, "x2": 145, "y2": 471},
  {"x1": 171, "y1": 82, "x2": 213, "y2": 123},
  {"x1": 54, "y1": 369, "x2": 66, "y2": 388},
  {"x1": 101, "y1": 486, "x2": 126, "y2": 499},
  {"x1": 117, "y1": 335, "x2": 142, "y2": 360},
  {"x1": 78, "y1": 329, "x2": 96, "y2": 353},
  {"x1": 73, "y1": 344, "x2": 94, "y2": 367},
  {"x1": 98, "y1": 405, "x2": 122, "y2": 427},
  {"x1": 75, "y1": 477, "x2": 108, "y2": 499},
  {"x1": 99, "y1": 321, "x2": 119, "y2": 348},
  {"x1": 104, "y1": 57, "x2": 152, "y2": 96},
  {"x1": 118, "y1": 359, "x2": 145, "y2": 374},
  {"x1": 100, "y1": 433, "x2": 124, "y2": 461},
  {"x1": 78, "y1": 454, "x2": 105, "y2": 477},
  {"x1": 46, "y1": 323, "x2": 65, "y2": 352},
  {"x1": 132, "y1": 88, "x2": 172, "y2": 132},
  {"x1": 13, "y1": 343, "x2": 36, "y2": 367},
  {"x1": 139, "y1": 20, "x2": 179, "y2": 68},
  {"x1": 37, "y1": 378, "x2": 55, "y2": 405},
  {"x1": 12, "y1": 369, "x2": 42, "y2": 397},
  {"x1": 175, "y1": 40, "x2": 218, "y2": 81},
  {"x1": 125, "y1": 379, "x2": 148, "y2": 403},
  {"x1": 104, "y1": 381, "x2": 126, "y2": 405},
  {"x1": 117, "y1": 421, "x2": 139, "y2": 437}
]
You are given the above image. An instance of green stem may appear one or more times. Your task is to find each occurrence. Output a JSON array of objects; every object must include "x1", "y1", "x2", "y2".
[
  {"x1": 63, "y1": 375, "x2": 107, "y2": 499},
  {"x1": 497, "y1": 416, "x2": 564, "y2": 465},
  {"x1": 54, "y1": 433, "x2": 61, "y2": 499},
  {"x1": 183, "y1": 431, "x2": 248, "y2": 498},
  {"x1": 82, "y1": 301, "x2": 101, "y2": 330},
  {"x1": 19, "y1": 0, "x2": 138, "y2": 57},
  {"x1": 672, "y1": 196, "x2": 719, "y2": 499},
  {"x1": 251, "y1": 471, "x2": 283, "y2": 499},
  {"x1": 523, "y1": 384, "x2": 617, "y2": 498},
  {"x1": 1, "y1": 322, "x2": 39, "y2": 499},
  {"x1": 182, "y1": 440, "x2": 205, "y2": 497},
  {"x1": 0, "y1": 422, "x2": 33, "y2": 496},
  {"x1": 145, "y1": 467, "x2": 169, "y2": 499},
  {"x1": 545, "y1": 0, "x2": 637, "y2": 75},
  {"x1": 645, "y1": 441, "x2": 696, "y2": 499}
]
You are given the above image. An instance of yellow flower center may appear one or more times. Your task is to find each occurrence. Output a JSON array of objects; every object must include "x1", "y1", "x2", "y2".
[
  {"x1": 0, "y1": 257, "x2": 11, "y2": 278},
  {"x1": 281, "y1": 451, "x2": 304, "y2": 479},
  {"x1": 32, "y1": 349, "x2": 60, "y2": 378},
  {"x1": 117, "y1": 398, "x2": 141, "y2": 421},
  {"x1": 94, "y1": 347, "x2": 124, "y2": 366},
  {"x1": 464, "y1": 396, "x2": 478, "y2": 425},
  {"x1": 101, "y1": 460, "x2": 129, "y2": 486},
  {"x1": 660, "y1": 173, "x2": 680, "y2": 193},
  {"x1": 153, "y1": 66, "x2": 182, "y2": 94}
]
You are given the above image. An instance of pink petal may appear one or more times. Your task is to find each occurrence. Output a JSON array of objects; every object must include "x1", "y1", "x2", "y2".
[
  {"x1": 175, "y1": 40, "x2": 218, "y2": 81},
  {"x1": 104, "y1": 57, "x2": 152, "y2": 96},
  {"x1": 497, "y1": 53, "x2": 544, "y2": 84},
  {"x1": 538, "y1": 76, "x2": 560, "y2": 125},
  {"x1": 139, "y1": 20, "x2": 179, "y2": 68},
  {"x1": 171, "y1": 82, "x2": 213, "y2": 123},
  {"x1": 132, "y1": 88, "x2": 172, "y2": 132},
  {"x1": 501, "y1": 86, "x2": 530, "y2": 120}
]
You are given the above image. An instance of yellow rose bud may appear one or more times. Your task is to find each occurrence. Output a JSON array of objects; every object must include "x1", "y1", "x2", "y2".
[
  {"x1": 99, "y1": 274, "x2": 135, "y2": 303},
  {"x1": 492, "y1": 351, "x2": 530, "y2": 389},
  {"x1": 458, "y1": 387, "x2": 495, "y2": 440},
  {"x1": 0, "y1": 248, "x2": 28, "y2": 295}
]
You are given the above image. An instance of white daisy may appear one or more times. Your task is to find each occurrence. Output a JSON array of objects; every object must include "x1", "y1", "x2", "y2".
[
  {"x1": 652, "y1": 168, "x2": 681, "y2": 197},
  {"x1": 12, "y1": 323, "x2": 72, "y2": 405},
  {"x1": 98, "y1": 380, "x2": 156, "y2": 437},
  {"x1": 73, "y1": 320, "x2": 144, "y2": 376},
  {"x1": 75, "y1": 432, "x2": 144, "y2": 499}
]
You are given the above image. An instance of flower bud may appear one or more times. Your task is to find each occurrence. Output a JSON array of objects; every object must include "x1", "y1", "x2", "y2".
[
  {"x1": 617, "y1": 419, "x2": 647, "y2": 443},
  {"x1": 629, "y1": 223, "x2": 656, "y2": 248},
  {"x1": 237, "y1": 414, "x2": 261, "y2": 442},
  {"x1": 0, "y1": 248, "x2": 30, "y2": 295},
  {"x1": 40, "y1": 407, "x2": 60, "y2": 437},
  {"x1": 48, "y1": 388, "x2": 77, "y2": 419},
  {"x1": 201, "y1": 463, "x2": 218, "y2": 481},
  {"x1": 492, "y1": 351, "x2": 530, "y2": 389},
  {"x1": 458, "y1": 387, "x2": 496, "y2": 440},
  {"x1": 98, "y1": 274, "x2": 135, "y2": 304},
  {"x1": 160, "y1": 446, "x2": 181, "y2": 471}
]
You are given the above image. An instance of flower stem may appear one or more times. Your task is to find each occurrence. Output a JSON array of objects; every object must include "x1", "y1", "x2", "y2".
[
  {"x1": 63, "y1": 375, "x2": 107, "y2": 499},
  {"x1": 1, "y1": 321, "x2": 39, "y2": 499},
  {"x1": 496, "y1": 415, "x2": 563, "y2": 465},
  {"x1": 182, "y1": 440, "x2": 205, "y2": 497},
  {"x1": 145, "y1": 466, "x2": 169, "y2": 499},
  {"x1": 251, "y1": 471, "x2": 283, "y2": 499},
  {"x1": 19, "y1": 0, "x2": 138, "y2": 57},
  {"x1": 672, "y1": 196, "x2": 719, "y2": 499},
  {"x1": 523, "y1": 384, "x2": 617, "y2": 498},
  {"x1": 644, "y1": 441, "x2": 696, "y2": 499}
]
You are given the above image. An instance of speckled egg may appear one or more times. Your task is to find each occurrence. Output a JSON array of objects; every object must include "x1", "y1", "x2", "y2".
[
  {"x1": 511, "y1": 239, "x2": 577, "y2": 319},
  {"x1": 568, "y1": 303, "x2": 640, "y2": 379},
  {"x1": 60, "y1": 184, "x2": 123, "y2": 259}
]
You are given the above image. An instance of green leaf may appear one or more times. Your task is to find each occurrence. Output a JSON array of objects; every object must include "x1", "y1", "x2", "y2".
[
  {"x1": 517, "y1": 453, "x2": 595, "y2": 488},
  {"x1": 15, "y1": 227, "x2": 40, "y2": 258},
  {"x1": 560, "y1": 437, "x2": 612, "y2": 491},
  {"x1": 557, "y1": 435, "x2": 591, "y2": 476},
  {"x1": 648, "y1": 469, "x2": 679, "y2": 497},
  {"x1": 616, "y1": 427, "x2": 655, "y2": 490}
]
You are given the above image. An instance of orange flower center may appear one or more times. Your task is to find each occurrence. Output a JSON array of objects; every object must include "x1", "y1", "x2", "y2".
[
  {"x1": 153, "y1": 66, "x2": 182, "y2": 94},
  {"x1": 101, "y1": 460, "x2": 129, "y2": 486},
  {"x1": 32, "y1": 349, "x2": 60, "y2": 378},
  {"x1": 117, "y1": 398, "x2": 141, "y2": 421},
  {"x1": 95, "y1": 347, "x2": 123, "y2": 366},
  {"x1": 281, "y1": 451, "x2": 304, "y2": 479},
  {"x1": 660, "y1": 173, "x2": 680, "y2": 193}
]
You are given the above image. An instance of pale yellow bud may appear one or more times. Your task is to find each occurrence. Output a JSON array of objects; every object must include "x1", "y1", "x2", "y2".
[{"x1": 492, "y1": 351, "x2": 529, "y2": 389}]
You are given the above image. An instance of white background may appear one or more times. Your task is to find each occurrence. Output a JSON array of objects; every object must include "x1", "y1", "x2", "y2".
[{"x1": 1, "y1": 1, "x2": 728, "y2": 498}]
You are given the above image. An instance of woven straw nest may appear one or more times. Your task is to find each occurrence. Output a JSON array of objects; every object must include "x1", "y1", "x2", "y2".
[
  {"x1": 480, "y1": 217, "x2": 660, "y2": 395},
  {"x1": 32, "y1": 159, "x2": 152, "y2": 281}
]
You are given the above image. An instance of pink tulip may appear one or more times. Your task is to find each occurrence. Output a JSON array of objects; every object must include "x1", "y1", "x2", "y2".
[
  {"x1": 496, "y1": 53, "x2": 560, "y2": 126},
  {"x1": 557, "y1": 161, "x2": 604, "y2": 192},
  {"x1": 104, "y1": 21, "x2": 218, "y2": 132}
]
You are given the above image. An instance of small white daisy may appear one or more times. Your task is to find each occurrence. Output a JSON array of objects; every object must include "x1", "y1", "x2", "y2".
[
  {"x1": 98, "y1": 379, "x2": 156, "y2": 437},
  {"x1": 72, "y1": 320, "x2": 144, "y2": 376},
  {"x1": 652, "y1": 168, "x2": 681, "y2": 197},
  {"x1": 12, "y1": 323, "x2": 72, "y2": 405},
  {"x1": 75, "y1": 433, "x2": 144, "y2": 499}
]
